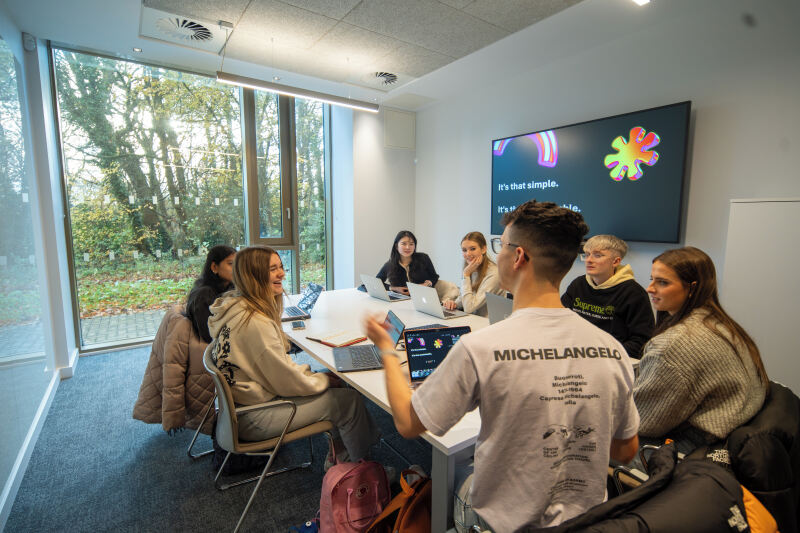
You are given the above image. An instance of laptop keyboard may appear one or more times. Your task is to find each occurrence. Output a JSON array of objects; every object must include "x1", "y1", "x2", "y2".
[
  {"x1": 404, "y1": 323, "x2": 445, "y2": 332},
  {"x1": 348, "y1": 345, "x2": 381, "y2": 369},
  {"x1": 284, "y1": 306, "x2": 306, "y2": 317}
]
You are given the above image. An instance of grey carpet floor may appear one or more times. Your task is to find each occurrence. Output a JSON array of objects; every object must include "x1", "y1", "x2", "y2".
[{"x1": 5, "y1": 346, "x2": 431, "y2": 532}]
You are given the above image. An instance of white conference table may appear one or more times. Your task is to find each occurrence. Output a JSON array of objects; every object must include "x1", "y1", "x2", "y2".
[{"x1": 283, "y1": 288, "x2": 487, "y2": 532}]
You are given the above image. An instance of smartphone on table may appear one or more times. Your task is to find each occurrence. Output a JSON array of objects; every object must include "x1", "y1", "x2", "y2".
[{"x1": 291, "y1": 320, "x2": 306, "y2": 330}]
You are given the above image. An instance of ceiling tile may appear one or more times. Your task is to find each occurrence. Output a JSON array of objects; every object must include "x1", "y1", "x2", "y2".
[
  {"x1": 228, "y1": 39, "x2": 350, "y2": 81},
  {"x1": 374, "y1": 42, "x2": 454, "y2": 78},
  {"x1": 279, "y1": 0, "x2": 362, "y2": 20},
  {"x1": 234, "y1": 0, "x2": 339, "y2": 49},
  {"x1": 143, "y1": 0, "x2": 250, "y2": 26},
  {"x1": 310, "y1": 22, "x2": 400, "y2": 68},
  {"x1": 463, "y1": 0, "x2": 581, "y2": 33},
  {"x1": 343, "y1": 0, "x2": 508, "y2": 58}
]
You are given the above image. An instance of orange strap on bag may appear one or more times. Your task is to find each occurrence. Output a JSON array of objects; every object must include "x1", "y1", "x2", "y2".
[
  {"x1": 366, "y1": 469, "x2": 432, "y2": 533},
  {"x1": 740, "y1": 485, "x2": 779, "y2": 533}
]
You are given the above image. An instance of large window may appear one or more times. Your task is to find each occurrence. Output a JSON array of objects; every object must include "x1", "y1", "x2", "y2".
[
  {"x1": 0, "y1": 35, "x2": 51, "y2": 501},
  {"x1": 295, "y1": 99, "x2": 329, "y2": 288},
  {"x1": 52, "y1": 48, "x2": 331, "y2": 348}
]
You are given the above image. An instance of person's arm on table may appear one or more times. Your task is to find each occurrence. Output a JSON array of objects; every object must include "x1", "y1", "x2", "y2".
[{"x1": 364, "y1": 316, "x2": 426, "y2": 439}]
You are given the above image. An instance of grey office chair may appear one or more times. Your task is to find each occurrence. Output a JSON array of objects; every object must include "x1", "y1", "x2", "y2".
[{"x1": 202, "y1": 344, "x2": 334, "y2": 532}]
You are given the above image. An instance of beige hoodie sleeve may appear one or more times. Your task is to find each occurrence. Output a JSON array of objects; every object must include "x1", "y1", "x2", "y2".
[{"x1": 239, "y1": 315, "x2": 329, "y2": 398}]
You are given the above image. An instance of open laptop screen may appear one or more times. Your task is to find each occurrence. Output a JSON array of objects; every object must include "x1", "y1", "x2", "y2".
[
  {"x1": 404, "y1": 326, "x2": 471, "y2": 381},
  {"x1": 385, "y1": 310, "x2": 404, "y2": 345},
  {"x1": 297, "y1": 283, "x2": 324, "y2": 312}
]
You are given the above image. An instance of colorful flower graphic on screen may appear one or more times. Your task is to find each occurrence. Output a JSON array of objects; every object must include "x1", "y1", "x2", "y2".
[
  {"x1": 603, "y1": 126, "x2": 660, "y2": 181},
  {"x1": 433, "y1": 339, "x2": 443, "y2": 349},
  {"x1": 493, "y1": 130, "x2": 558, "y2": 167}
]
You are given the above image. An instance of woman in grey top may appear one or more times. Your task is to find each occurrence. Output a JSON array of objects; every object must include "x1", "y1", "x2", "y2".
[{"x1": 634, "y1": 246, "x2": 768, "y2": 453}]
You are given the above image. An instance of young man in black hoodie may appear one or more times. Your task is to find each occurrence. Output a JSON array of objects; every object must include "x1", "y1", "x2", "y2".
[{"x1": 561, "y1": 235, "x2": 654, "y2": 358}]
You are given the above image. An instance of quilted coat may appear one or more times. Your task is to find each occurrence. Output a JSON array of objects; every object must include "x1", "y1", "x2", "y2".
[
  {"x1": 727, "y1": 381, "x2": 800, "y2": 533},
  {"x1": 518, "y1": 444, "x2": 760, "y2": 533},
  {"x1": 132, "y1": 306, "x2": 215, "y2": 434}
]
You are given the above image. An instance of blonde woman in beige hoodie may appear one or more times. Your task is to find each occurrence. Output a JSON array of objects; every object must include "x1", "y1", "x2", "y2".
[{"x1": 208, "y1": 245, "x2": 378, "y2": 463}]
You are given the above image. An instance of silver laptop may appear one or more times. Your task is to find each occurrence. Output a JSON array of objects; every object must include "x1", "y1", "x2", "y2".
[
  {"x1": 333, "y1": 310, "x2": 404, "y2": 372},
  {"x1": 486, "y1": 292, "x2": 513, "y2": 324},
  {"x1": 407, "y1": 282, "x2": 467, "y2": 319},
  {"x1": 360, "y1": 274, "x2": 410, "y2": 301},
  {"x1": 280, "y1": 283, "x2": 323, "y2": 322}
]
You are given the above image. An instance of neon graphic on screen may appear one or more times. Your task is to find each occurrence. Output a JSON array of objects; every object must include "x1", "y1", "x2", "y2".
[
  {"x1": 493, "y1": 130, "x2": 558, "y2": 168},
  {"x1": 603, "y1": 126, "x2": 661, "y2": 181}
]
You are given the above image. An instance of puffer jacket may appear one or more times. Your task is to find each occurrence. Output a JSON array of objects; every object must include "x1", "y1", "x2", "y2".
[
  {"x1": 517, "y1": 444, "x2": 764, "y2": 533},
  {"x1": 726, "y1": 381, "x2": 800, "y2": 533},
  {"x1": 132, "y1": 306, "x2": 215, "y2": 434}
]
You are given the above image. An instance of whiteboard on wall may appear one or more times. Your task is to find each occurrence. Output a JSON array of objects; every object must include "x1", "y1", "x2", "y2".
[{"x1": 721, "y1": 198, "x2": 800, "y2": 394}]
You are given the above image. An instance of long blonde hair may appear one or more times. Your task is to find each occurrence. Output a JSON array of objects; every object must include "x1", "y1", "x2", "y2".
[
  {"x1": 231, "y1": 245, "x2": 284, "y2": 326},
  {"x1": 461, "y1": 232, "x2": 494, "y2": 290}
]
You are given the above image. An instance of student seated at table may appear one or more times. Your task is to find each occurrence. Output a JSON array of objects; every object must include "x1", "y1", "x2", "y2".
[
  {"x1": 185, "y1": 244, "x2": 236, "y2": 343},
  {"x1": 634, "y1": 246, "x2": 768, "y2": 455},
  {"x1": 365, "y1": 200, "x2": 639, "y2": 531},
  {"x1": 442, "y1": 231, "x2": 504, "y2": 317},
  {"x1": 561, "y1": 235, "x2": 654, "y2": 358},
  {"x1": 208, "y1": 245, "x2": 379, "y2": 463},
  {"x1": 376, "y1": 230, "x2": 439, "y2": 296}
]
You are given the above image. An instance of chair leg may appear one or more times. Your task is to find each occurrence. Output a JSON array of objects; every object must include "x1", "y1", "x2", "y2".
[
  {"x1": 187, "y1": 393, "x2": 216, "y2": 460},
  {"x1": 234, "y1": 451, "x2": 282, "y2": 533},
  {"x1": 232, "y1": 406, "x2": 297, "y2": 532},
  {"x1": 214, "y1": 434, "x2": 328, "y2": 491}
]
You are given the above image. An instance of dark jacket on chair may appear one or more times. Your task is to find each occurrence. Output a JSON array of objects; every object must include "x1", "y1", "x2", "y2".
[
  {"x1": 517, "y1": 444, "x2": 752, "y2": 533},
  {"x1": 726, "y1": 381, "x2": 800, "y2": 533}
]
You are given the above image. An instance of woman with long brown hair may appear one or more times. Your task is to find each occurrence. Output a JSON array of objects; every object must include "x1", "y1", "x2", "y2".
[
  {"x1": 208, "y1": 245, "x2": 378, "y2": 463},
  {"x1": 634, "y1": 246, "x2": 768, "y2": 453},
  {"x1": 443, "y1": 231, "x2": 504, "y2": 317}
]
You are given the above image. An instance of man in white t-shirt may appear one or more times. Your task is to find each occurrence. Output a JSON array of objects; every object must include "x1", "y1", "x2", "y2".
[{"x1": 365, "y1": 200, "x2": 639, "y2": 532}]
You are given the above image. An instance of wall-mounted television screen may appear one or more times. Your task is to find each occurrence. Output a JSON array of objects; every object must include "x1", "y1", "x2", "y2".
[{"x1": 491, "y1": 101, "x2": 691, "y2": 242}]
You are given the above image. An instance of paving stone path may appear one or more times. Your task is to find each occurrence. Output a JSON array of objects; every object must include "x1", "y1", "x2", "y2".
[{"x1": 0, "y1": 309, "x2": 166, "y2": 358}]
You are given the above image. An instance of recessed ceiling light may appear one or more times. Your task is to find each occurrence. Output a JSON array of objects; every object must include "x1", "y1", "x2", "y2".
[
  {"x1": 632, "y1": 0, "x2": 650, "y2": 5},
  {"x1": 132, "y1": 47, "x2": 143, "y2": 53},
  {"x1": 273, "y1": 76, "x2": 281, "y2": 82}
]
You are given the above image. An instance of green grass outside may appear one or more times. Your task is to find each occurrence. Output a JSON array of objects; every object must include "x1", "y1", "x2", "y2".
[{"x1": 0, "y1": 257, "x2": 326, "y2": 325}]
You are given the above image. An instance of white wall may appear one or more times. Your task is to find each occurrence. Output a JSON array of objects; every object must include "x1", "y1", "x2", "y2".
[
  {"x1": 352, "y1": 109, "x2": 416, "y2": 285},
  {"x1": 722, "y1": 199, "x2": 800, "y2": 393},
  {"x1": 410, "y1": 0, "x2": 800, "y2": 289}
]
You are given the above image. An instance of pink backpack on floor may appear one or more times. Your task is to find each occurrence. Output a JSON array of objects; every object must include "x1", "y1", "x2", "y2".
[{"x1": 320, "y1": 458, "x2": 390, "y2": 533}]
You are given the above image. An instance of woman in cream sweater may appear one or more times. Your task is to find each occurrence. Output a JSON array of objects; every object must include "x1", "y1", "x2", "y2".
[
  {"x1": 443, "y1": 231, "x2": 504, "y2": 317},
  {"x1": 208, "y1": 245, "x2": 378, "y2": 461}
]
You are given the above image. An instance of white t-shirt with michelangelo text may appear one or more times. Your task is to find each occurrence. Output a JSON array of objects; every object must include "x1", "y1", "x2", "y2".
[{"x1": 411, "y1": 307, "x2": 639, "y2": 532}]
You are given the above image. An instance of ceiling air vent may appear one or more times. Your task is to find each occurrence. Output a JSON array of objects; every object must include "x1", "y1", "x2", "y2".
[
  {"x1": 375, "y1": 72, "x2": 398, "y2": 86},
  {"x1": 155, "y1": 18, "x2": 213, "y2": 42}
]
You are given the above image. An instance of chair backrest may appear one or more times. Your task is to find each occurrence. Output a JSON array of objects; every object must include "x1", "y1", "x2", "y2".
[
  {"x1": 202, "y1": 343, "x2": 239, "y2": 452},
  {"x1": 435, "y1": 279, "x2": 459, "y2": 302}
]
